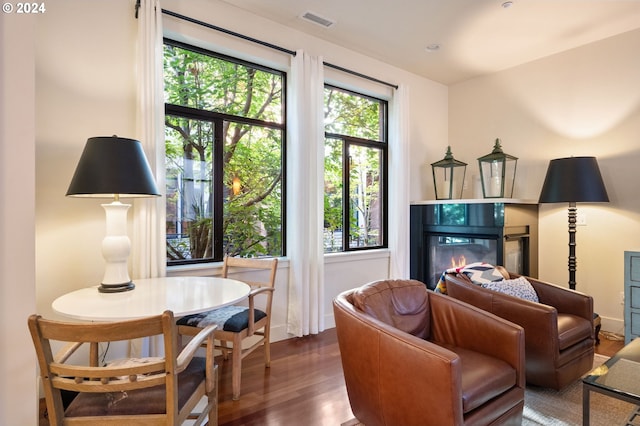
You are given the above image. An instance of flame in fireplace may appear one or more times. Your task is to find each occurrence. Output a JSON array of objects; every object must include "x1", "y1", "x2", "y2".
[{"x1": 451, "y1": 255, "x2": 467, "y2": 268}]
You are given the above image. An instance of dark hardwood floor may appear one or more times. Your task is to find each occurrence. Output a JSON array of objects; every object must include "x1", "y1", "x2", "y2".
[{"x1": 40, "y1": 328, "x2": 624, "y2": 426}]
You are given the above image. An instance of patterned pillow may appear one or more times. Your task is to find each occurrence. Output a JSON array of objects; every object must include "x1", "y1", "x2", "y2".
[
  {"x1": 434, "y1": 262, "x2": 505, "y2": 294},
  {"x1": 482, "y1": 276, "x2": 539, "y2": 303}
]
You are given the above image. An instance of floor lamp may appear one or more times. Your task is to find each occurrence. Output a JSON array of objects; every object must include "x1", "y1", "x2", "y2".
[
  {"x1": 538, "y1": 156, "x2": 609, "y2": 290},
  {"x1": 66, "y1": 136, "x2": 160, "y2": 293}
]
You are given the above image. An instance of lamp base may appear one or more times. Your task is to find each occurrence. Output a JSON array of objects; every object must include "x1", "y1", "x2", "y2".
[{"x1": 98, "y1": 282, "x2": 135, "y2": 293}]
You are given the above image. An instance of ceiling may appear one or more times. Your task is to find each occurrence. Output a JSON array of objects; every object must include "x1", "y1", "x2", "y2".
[{"x1": 220, "y1": 0, "x2": 640, "y2": 85}]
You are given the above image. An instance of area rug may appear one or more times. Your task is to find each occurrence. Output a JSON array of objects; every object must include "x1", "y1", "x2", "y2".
[
  {"x1": 523, "y1": 354, "x2": 638, "y2": 425},
  {"x1": 342, "y1": 355, "x2": 640, "y2": 426}
]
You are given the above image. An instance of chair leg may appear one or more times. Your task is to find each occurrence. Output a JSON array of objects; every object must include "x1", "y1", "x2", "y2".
[
  {"x1": 208, "y1": 365, "x2": 219, "y2": 426},
  {"x1": 219, "y1": 340, "x2": 230, "y2": 361},
  {"x1": 264, "y1": 328, "x2": 271, "y2": 368},
  {"x1": 232, "y1": 335, "x2": 242, "y2": 400}
]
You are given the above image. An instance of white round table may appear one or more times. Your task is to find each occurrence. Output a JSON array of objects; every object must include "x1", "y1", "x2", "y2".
[{"x1": 52, "y1": 276, "x2": 251, "y2": 321}]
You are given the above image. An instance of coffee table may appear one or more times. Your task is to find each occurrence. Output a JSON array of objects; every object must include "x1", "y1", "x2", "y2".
[{"x1": 582, "y1": 337, "x2": 640, "y2": 425}]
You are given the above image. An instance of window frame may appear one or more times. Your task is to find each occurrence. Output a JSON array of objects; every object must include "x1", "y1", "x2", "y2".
[
  {"x1": 164, "y1": 38, "x2": 287, "y2": 265},
  {"x1": 324, "y1": 84, "x2": 389, "y2": 253}
]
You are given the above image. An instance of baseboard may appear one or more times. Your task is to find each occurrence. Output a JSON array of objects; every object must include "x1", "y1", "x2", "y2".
[{"x1": 600, "y1": 315, "x2": 624, "y2": 336}]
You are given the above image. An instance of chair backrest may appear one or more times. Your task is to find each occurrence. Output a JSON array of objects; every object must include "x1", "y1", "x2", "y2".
[
  {"x1": 28, "y1": 311, "x2": 182, "y2": 424},
  {"x1": 351, "y1": 279, "x2": 430, "y2": 340},
  {"x1": 222, "y1": 256, "x2": 278, "y2": 316}
]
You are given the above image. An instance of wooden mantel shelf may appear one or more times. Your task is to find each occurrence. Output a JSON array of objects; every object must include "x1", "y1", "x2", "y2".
[{"x1": 410, "y1": 198, "x2": 538, "y2": 205}]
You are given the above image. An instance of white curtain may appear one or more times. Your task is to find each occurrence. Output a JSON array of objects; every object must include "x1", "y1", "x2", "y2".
[
  {"x1": 132, "y1": 0, "x2": 165, "y2": 357},
  {"x1": 133, "y1": 0, "x2": 166, "y2": 281},
  {"x1": 286, "y1": 50, "x2": 325, "y2": 337},
  {"x1": 388, "y1": 85, "x2": 410, "y2": 279}
]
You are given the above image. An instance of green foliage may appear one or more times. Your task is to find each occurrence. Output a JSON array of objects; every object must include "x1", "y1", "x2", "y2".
[
  {"x1": 323, "y1": 87, "x2": 386, "y2": 252},
  {"x1": 164, "y1": 43, "x2": 283, "y2": 262}
]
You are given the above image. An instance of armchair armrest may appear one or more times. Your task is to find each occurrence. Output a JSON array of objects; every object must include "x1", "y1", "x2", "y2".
[
  {"x1": 176, "y1": 323, "x2": 216, "y2": 373},
  {"x1": 513, "y1": 274, "x2": 593, "y2": 321},
  {"x1": 247, "y1": 286, "x2": 274, "y2": 334}
]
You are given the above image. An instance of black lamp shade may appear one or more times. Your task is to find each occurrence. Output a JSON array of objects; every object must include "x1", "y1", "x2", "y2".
[
  {"x1": 66, "y1": 136, "x2": 160, "y2": 198},
  {"x1": 538, "y1": 156, "x2": 609, "y2": 203}
]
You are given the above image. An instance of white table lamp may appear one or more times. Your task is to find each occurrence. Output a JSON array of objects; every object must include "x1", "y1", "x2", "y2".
[{"x1": 66, "y1": 136, "x2": 160, "y2": 293}]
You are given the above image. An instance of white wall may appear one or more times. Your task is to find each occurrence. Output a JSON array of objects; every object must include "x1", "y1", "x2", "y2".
[
  {"x1": 1, "y1": 11, "x2": 38, "y2": 426},
  {"x1": 448, "y1": 28, "x2": 640, "y2": 334}
]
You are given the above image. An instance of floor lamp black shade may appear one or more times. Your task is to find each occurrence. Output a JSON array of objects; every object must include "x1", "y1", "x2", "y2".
[
  {"x1": 66, "y1": 136, "x2": 160, "y2": 293},
  {"x1": 538, "y1": 156, "x2": 609, "y2": 289}
]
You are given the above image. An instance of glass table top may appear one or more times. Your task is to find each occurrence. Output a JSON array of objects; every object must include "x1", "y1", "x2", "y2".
[{"x1": 583, "y1": 337, "x2": 640, "y2": 401}]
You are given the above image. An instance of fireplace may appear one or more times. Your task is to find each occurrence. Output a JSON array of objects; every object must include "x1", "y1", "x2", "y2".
[{"x1": 410, "y1": 201, "x2": 538, "y2": 290}]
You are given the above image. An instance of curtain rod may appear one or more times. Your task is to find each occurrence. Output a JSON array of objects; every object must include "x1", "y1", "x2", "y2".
[
  {"x1": 323, "y1": 62, "x2": 398, "y2": 90},
  {"x1": 159, "y1": 8, "x2": 398, "y2": 90}
]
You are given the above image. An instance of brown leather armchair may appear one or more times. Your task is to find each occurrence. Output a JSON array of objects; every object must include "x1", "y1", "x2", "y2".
[
  {"x1": 444, "y1": 270, "x2": 594, "y2": 390},
  {"x1": 333, "y1": 279, "x2": 525, "y2": 426}
]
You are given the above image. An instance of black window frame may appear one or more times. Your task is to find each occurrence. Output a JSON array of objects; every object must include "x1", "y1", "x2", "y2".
[
  {"x1": 324, "y1": 84, "x2": 388, "y2": 252},
  {"x1": 164, "y1": 39, "x2": 287, "y2": 265}
]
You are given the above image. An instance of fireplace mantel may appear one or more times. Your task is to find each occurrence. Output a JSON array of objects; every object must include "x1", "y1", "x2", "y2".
[
  {"x1": 409, "y1": 201, "x2": 538, "y2": 289},
  {"x1": 411, "y1": 198, "x2": 538, "y2": 205}
]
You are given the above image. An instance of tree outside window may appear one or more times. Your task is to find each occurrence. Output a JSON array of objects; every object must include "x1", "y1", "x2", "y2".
[
  {"x1": 324, "y1": 86, "x2": 387, "y2": 253},
  {"x1": 164, "y1": 40, "x2": 285, "y2": 264}
]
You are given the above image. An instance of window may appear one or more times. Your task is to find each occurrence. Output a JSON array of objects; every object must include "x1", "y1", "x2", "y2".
[
  {"x1": 323, "y1": 85, "x2": 387, "y2": 253},
  {"x1": 163, "y1": 40, "x2": 285, "y2": 264}
]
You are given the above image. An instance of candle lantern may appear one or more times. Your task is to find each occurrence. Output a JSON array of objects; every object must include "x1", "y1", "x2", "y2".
[
  {"x1": 431, "y1": 146, "x2": 467, "y2": 200},
  {"x1": 477, "y1": 138, "x2": 518, "y2": 198}
]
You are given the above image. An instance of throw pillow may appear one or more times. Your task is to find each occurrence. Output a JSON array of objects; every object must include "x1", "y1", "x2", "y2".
[{"x1": 482, "y1": 276, "x2": 539, "y2": 303}]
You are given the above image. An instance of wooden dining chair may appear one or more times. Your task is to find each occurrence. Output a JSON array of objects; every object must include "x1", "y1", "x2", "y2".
[
  {"x1": 177, "y1": 256, "x2": 278, "y2": 400},
  {"x1": 28, "y1": 310, "x2": 218, "y2": 426}
]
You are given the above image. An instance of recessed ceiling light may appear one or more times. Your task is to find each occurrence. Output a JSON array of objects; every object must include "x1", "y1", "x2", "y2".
[
  {"x1": 425, "y1": 43, "x2": 441, "y2": 52},
  {"x1": 502, "y1": 1, "x2": 514, "y2": 8}
]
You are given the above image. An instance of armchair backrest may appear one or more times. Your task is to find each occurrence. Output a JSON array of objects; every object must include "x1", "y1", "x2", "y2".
[{"x1": 351, "y1": 279, "x2": 430, "y2": 340}]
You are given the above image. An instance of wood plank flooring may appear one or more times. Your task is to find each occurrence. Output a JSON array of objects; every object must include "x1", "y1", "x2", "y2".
[{"x1": 40, "y1": 328, "x2": 624, "y2": 425}]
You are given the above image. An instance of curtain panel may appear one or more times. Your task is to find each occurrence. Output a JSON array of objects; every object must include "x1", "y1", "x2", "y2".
[
  {"x1": 132, "y1": 0, "x2": 166, "y2": 357},
  {"x1": 133, "y1": 0, "x2": 166, "y2": 281},
  {"x1": 388, "y1": 85, "x2": 410, "y2": 279},
  {"x1": 286, "y1": 50, "x2": 326, "y2": 337}
]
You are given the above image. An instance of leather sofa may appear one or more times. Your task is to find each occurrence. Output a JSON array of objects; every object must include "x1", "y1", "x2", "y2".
[
  {"x1": 333, "y1": 279, "x2": 525, "y2": 426},
  {"x1": 444, "y1": 269, "x2": 594, "y2": 390}
]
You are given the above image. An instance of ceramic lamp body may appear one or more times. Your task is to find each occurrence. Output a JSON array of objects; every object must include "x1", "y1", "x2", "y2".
[{"x1": 101, "y1": 201, "x2": 132, "y2": 287}]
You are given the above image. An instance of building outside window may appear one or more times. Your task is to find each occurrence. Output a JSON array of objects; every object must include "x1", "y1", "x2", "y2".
[
  {"x1": 163, "y1": 40, "x2": 285, "y2": 264},
  {"x1": 324, "y1": 85, "x2": 388, "y2": 253}
]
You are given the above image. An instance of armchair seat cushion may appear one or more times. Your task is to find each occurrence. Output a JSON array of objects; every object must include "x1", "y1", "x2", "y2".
[
  {"x1": 440, "y1": 343, "x2": 517, "y2": 413},
  {"x1": 557, "y1": 313, "x2": 592, "y2": 350},
  {"x1": 177, "y1": 306, "x2": 266, "y2": 332},
  {"x1": 65, "y1": 357, "x2": 206, "y2": 417}
]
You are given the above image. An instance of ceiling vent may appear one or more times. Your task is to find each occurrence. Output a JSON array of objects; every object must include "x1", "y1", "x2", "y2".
[{"x1": 300, "y1": 11, "x2": 336, "y2": 28}]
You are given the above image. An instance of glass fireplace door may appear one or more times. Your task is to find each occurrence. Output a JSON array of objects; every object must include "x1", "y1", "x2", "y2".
[{"x1": 426, "y1": 234, "x2": 499, "y2": 290}]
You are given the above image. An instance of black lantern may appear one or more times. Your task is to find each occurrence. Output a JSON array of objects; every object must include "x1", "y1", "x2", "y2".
[
  {"x1": 477, "y1": 138, "x2": 518, "y2": 198},
  {"x1": 431, "y1": 146, "x2": 467, "y2": 200}
]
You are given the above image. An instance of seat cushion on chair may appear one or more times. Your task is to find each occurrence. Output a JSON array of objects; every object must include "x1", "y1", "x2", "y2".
[
  {"x1": 557, "y1": 313, "x2": 592, "y2": 350},
  {"x1": 64, "y1": 357, "x2": 206, "y2": 417},
  {"x1": 440, "y1": 343, "x2": 517, "y2": 413},
  {"x1": 177, "y1": 306, "x2": 267, "y2": 332}
]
